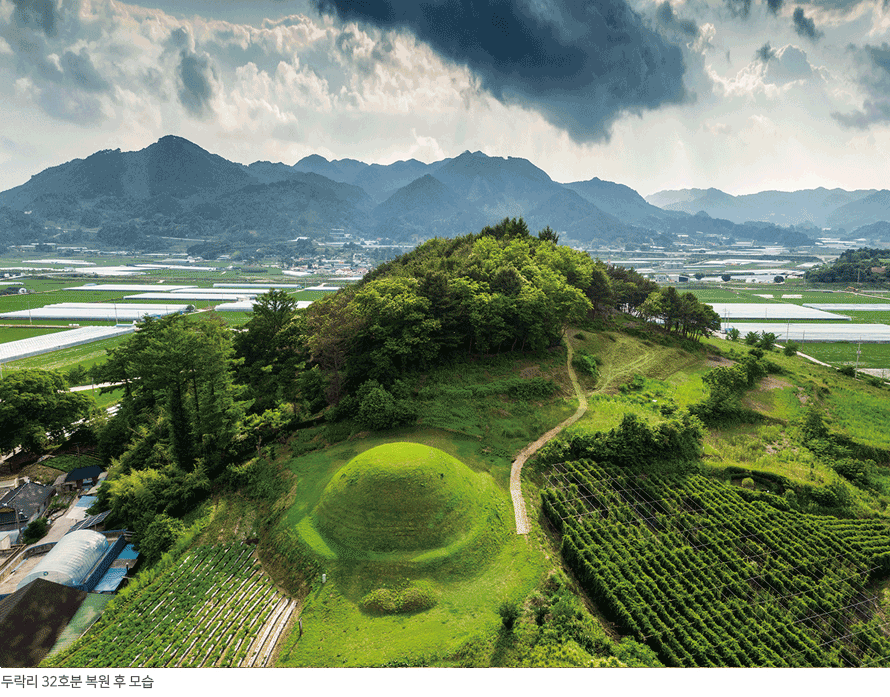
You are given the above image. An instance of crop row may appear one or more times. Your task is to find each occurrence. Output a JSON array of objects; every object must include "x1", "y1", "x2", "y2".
[
  {"x1": 543, "y1": 460, "x2": 890, "y2": 667},
  {"x1": 45, "y1": 544, "x2": 288, "y2": 668}
]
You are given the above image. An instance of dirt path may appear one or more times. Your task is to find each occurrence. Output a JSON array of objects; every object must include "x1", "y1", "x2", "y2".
[{"x1": 510, "y1": 334, "x2": 588, "y2": 534}]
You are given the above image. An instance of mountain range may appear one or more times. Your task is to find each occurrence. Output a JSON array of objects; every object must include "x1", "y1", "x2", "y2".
[{"x1": 2, "y1": 135, "x2": 890, "y2": 252}]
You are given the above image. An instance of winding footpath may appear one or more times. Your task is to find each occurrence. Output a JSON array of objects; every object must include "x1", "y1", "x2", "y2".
[{"x1": 510, "y1": 335, "x2": 588, "y2": 534}]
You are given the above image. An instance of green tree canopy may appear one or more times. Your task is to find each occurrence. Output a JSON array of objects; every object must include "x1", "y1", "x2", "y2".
[{"x1": 0, "y1": 369, "x2": 94, "y2": 455}]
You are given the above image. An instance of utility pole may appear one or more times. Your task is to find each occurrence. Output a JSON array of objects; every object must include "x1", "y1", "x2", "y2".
[{"x1": 855, "y1": 338, "x2": 862, "y2": 373}]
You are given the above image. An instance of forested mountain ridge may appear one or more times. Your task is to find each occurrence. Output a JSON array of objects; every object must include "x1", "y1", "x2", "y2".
[{"x1": 0, "y1": 135, "x2": 862, "y2": 253}]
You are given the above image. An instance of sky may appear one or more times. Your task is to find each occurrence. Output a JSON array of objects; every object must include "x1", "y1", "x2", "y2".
[{"x1": 1, "y1": 0, "x2": 890, "y2": 197}]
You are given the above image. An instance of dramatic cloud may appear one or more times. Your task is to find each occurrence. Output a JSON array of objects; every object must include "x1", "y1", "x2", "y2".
[
  {"x1": 60, "y1": 48, "x2": 110, "y2": 93},
  {"x1": 12, "y1": 0, "x2": 58, "y2": 37},
  {"x1": 762, "y1": 44, "x2": 816, "y2": 84},
  {"x1": 725, "y1": 0, "x2": 753, "y2": 18},
  {"x1": 766, "y1": 0, "x2": 784, "y2": 15},
  {"x1": 756, "y1": 42, "x2": 776, "y2": 62},
  {"x1": 310, "y1": 0, "x2": 690, "y2": 143},
  {"x1": 177, "y1": 49, "x2": 217, "y2": 117},
  {"x1": 832, "y1": 43, "x2": 890, "y2": 128},
  {"x1": 656, "y1": 1, "x2": 700, "y2": 38},
  {"x1": 792, "y1": 7, "x2": 823, "y2": 40}
]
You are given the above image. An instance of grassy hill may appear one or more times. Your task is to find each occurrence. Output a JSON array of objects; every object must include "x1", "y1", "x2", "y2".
[{"x1": 41, "y1": 316, "x2": 890, "y2": 668}]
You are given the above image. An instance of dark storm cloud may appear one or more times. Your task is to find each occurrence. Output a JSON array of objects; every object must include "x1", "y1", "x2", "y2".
[
  {"x1": 177, "y1": 50, "x2": 217, "y2": 117},
  {"x1": 12, "y1": 0, "x2": 58, "y2": 37},
  {"x1": 655, "y1": 1, "x2": 699, "y2": 38},
  {"x1": 756, "y1": 42, "x2": 776, "y2": 62},
  {"x1": 725, "y1": 0, "x2": 753, "y2": 18},
  {"x1": 765, "y1": 0, "x2": 784, "y2": 14},
  {"x1": 792, "y1": 7, "x2": 822, "y2": 40},
  {"x1": 310, "y1": 0, "x2": 689, "y2": 143},
  {"x1": 832, "y1": 43, "x2": 890, "y2": 129},
  {"x1": 61, "y1": 49, "x2": 111, "y2": 93}
]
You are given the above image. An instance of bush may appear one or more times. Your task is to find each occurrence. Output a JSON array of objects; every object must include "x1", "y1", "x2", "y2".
[
  {"x1": 498, "y1": 600, "x2": 521, "y2": 630},
  {"x1": 726, "y1": 328, "x2": 740, "y2": 342},
  {"x1": 359, "y1": 583, "x2": 438, "y2": 615},
  {"x1": 21, "y1": 517, "x2": 49, "y2": 544},
  {"x1": 744, "y1": 331, "x2": 760, "y2": 346},
  {"x1": 572, "y1": 349, "x2": 599, "y2": 378},
  {"x1": 783, "y1": 341, "x2": 799, "y2": 357},
  {"x1": 838, "y1": 365, "x2": 855, "y2": 377}
]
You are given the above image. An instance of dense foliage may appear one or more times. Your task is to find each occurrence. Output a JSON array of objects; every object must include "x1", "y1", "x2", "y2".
[
  {"x1": 0, "y1": 369, "x2": 94, "y2": 455},
  {"x1": 90, "y1": 315, "x2": 247, "y2": 538},
  {"x1": 805, "y1": 247, "x2": 890, "y2": 284}
]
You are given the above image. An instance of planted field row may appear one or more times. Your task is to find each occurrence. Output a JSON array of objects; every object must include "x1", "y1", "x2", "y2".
[
  {"x1": 543, "y1": 461, "x2": 890, "y2": 667},
  {"x1": 44, "y1": 544, "x2": 293, "y2": 668}
]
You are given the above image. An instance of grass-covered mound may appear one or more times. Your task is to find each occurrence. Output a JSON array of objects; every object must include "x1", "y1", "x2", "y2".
[{"x1": 312, "y1": 442, "x2": 489, "y2": 559}]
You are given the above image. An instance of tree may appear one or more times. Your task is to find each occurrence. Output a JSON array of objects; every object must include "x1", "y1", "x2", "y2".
[
  {"x1": 721, "y1": 274, "x2": 732, "y2": 282},
  {"x1": 757, "y1": 331, "x2": 777, "y2": 351},
  {"x1": 585, "y1": 263, "x2": 613, "y2": 320},
  {"x1": 21, "y1": 517, "x2": 49, "y2": 545},
  {"x1": 726, "y1": 327, "x2": 740, "y2": 342},
  {"x1": 136, "y1": 513, "x2": 186, "y2": 567},
  {"x1": 773, "y1": 275, "x2": 785, "y2": 284},
  {"x1": 744, "y1": 331, "x2": 760, "y2": 346},
  {"x1": 783, "y1": 341, "x2": 799, "y2": 356},
  {"x1": 0, "y1": 370, "x2": 94, "y2": 455}
]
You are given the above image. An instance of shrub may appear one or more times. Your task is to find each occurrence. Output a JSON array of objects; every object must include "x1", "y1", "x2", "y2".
[
  {"x1": 783, "y1": 341, "x2": 799, "y2": 356},
  {"x1": 726, "y1": 328, "x2": 740, "y2": 342},
  {"x1": 744, "y1": 331, "x2": 760, "y2": 346},
  {"x1": 498, "y1": 600, "x2": 520, "y2": 630},
  {"x1": 21, "y1": 517, "x2": 49, "y2": 544},
  {"x1": 360, "y1": 583, "x2": 438, "y2": 615},
  {"x1": 572, "y1": 348, "x2": 599, "y2": 378},
  {"x1": 838, "y1": 365, "x2": 855, "y2": 377}
]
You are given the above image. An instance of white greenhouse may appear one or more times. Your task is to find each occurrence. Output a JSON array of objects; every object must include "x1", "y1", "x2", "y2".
[
  {"x1": 721, "y1": 323, "x2": 890, "y2": 342},
  {"x1": 0, "y1": 303, "x2": 190, "y2": 321},
  {"x1": 708, "y1": 303, "x2": 850, "y2": 321},
  {"x1": 0, "y1": 325, "x2": 135, "y2": 364},
  {"x1": 16, "y1": 530, "x2": 109, "y2": 591}
]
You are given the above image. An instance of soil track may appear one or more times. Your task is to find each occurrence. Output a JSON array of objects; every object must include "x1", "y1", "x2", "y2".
[{"x1": 510, "y1": 335, "x2": 587, "y2": 534}]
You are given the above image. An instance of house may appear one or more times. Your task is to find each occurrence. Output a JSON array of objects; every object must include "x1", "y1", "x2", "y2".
[
  {"x1": 56, "y1": 466, "x2": 104, "y2": 494},
  {"x1": 0, "y1": 482, "x2": 54, "y2": 532}
]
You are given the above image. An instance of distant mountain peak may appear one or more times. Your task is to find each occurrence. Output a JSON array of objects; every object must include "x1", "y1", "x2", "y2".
[{"x1": 295, "y1": 154, "x2": 330, "y2": 166}]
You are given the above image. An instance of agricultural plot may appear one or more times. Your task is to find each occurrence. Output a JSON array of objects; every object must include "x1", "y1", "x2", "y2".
[
  {"x1": 710, "y1": 304, "x2": 849, "y2": 320},
  {"x1": 43, "y1": 544, "x2": 297, "y2": 668},
  {"x1": 0, "y1": 325, "x2": 135, "y2": 364},
  {"x1": 543, "y1": 461, "x2": 890, "y2": 667},
  {"x1": 0, "y1": 303, "x2": 191, "y2": 322},
  {"x1": 721, "y1": 323, "x2": 890, "y2": 342},
  {"x1": 800, "y1": 343, "x2": 890, "y2": 370}
]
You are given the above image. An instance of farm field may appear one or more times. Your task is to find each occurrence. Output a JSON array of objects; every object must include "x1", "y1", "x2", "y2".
[
  {"x1": 801, "y1": 342, "x2": 890, "y2": 369},
  {"x1": 543, "y1": 460, "x2": 890, "y2": 667},
  {"x1": 43, "y1": 543, "x2": 297, "y2": 668}
]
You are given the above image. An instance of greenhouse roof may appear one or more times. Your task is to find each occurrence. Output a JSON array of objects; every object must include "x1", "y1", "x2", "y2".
[
  {"x1": 0, "y1": 325, "x2": 135, "y2": 364},
  {"x1": 721, "y1": 323, "x2": 890, "y2": 342},
  {"x1": 708, "y1": 303, "x2": 850, "y2": 321},
  {"x1": 0, "y1": 303, "x2": 189, "y2": 321},
  {"x1": 803, "y1": 304, "x2": 890, "y2": 311},
  {"x1": 16, "y1": 530, "x2": 109, "y2": 591}
]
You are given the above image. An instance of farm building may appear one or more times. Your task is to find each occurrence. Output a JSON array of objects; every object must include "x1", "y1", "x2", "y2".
[
  {"x1": 0, "y1": 530, "x2": 20, "y2": 549},
  {"x1": 11, "y1": 529, "x2": 135, "y2": 595},
  {"x1": 0, "y1": 577, "x2": 87, "y2": 667},
  {"x1": 0, "y1": 482, "x2": 54, "y2": 532},
  {"x1": 55, "y1": 466, "x2": 105, "y2": 493}
]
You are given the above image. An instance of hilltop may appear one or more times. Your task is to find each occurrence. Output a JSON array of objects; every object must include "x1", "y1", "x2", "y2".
[{"x1": 32, "y1": 223, "x2": 890, "y2": 668}]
